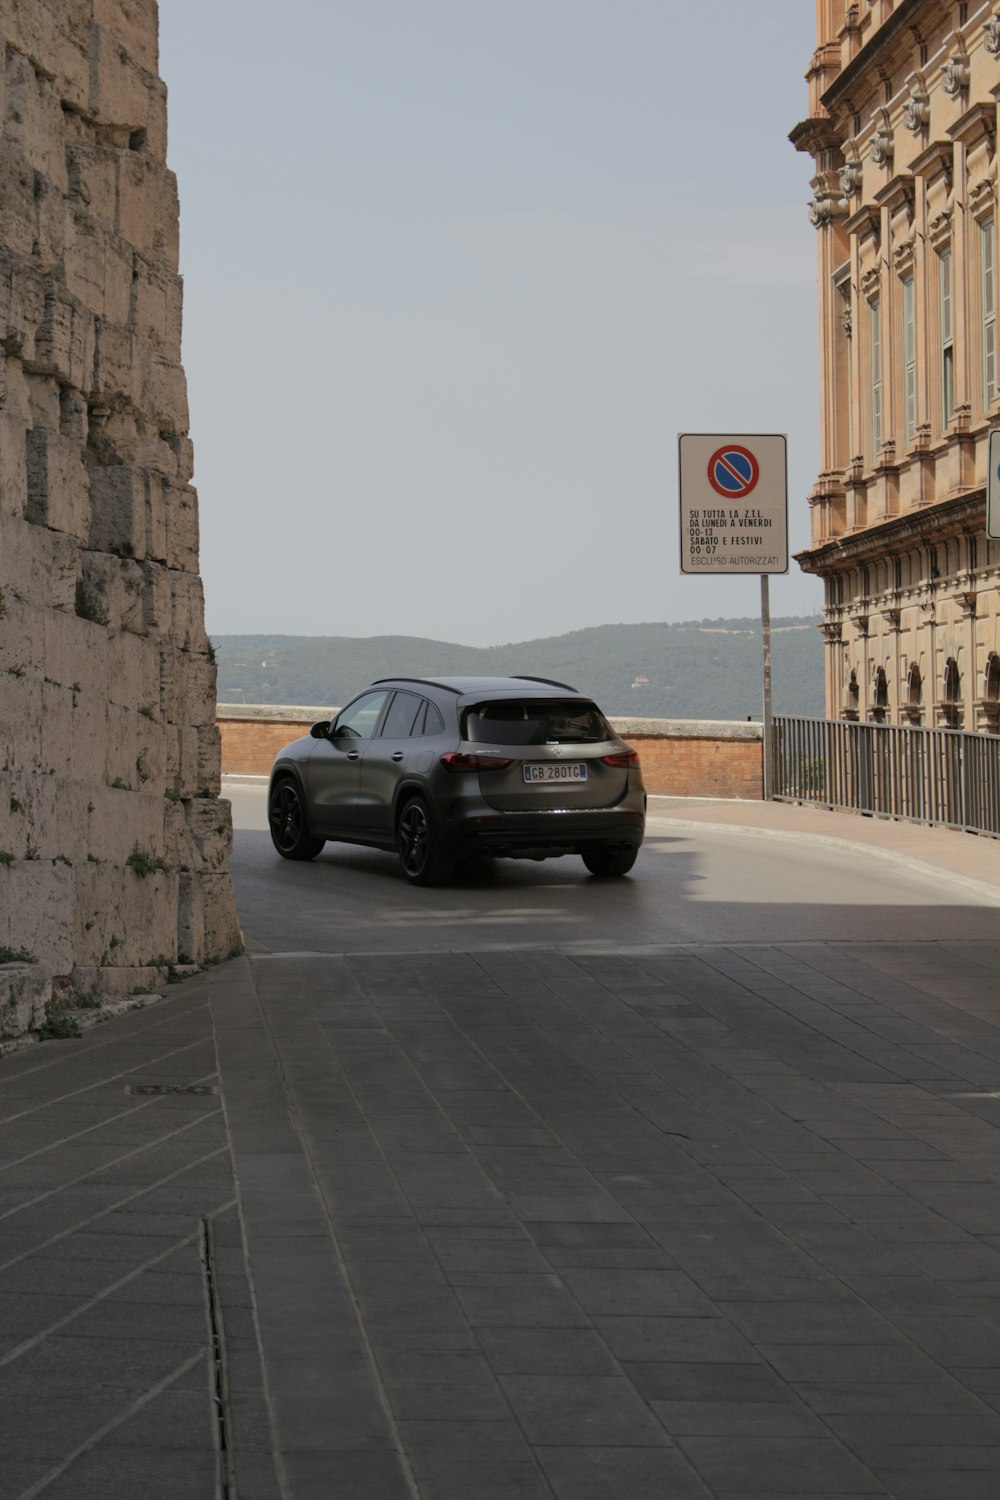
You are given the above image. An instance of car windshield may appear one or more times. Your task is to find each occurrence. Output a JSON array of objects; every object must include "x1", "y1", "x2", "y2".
[{"x1": 463, "y1": 699, "x2": 612, "y2": 746}]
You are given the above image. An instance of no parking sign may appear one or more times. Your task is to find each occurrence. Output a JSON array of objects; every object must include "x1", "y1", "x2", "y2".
[{"x1": 678, "y1": 433, "x2": 788, "y2": 574}]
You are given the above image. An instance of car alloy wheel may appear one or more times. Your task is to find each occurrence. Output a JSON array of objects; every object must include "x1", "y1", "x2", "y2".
[{"x1": 268, "y1": 778, "x2": 325, "y2": 861}]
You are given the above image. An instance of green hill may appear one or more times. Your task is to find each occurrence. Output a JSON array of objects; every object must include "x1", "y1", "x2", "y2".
[{"x1": 213, "y1": 617, "x2": 824, "y2": 720}]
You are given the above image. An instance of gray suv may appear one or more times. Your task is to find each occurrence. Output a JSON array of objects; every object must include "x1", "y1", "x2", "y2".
[{"x1": 268, "y1": 675, "x2": 646, "y2": 885}]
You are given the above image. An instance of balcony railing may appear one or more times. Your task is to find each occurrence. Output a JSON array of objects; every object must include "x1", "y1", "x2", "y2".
[{"x1": 771, "y1": 717, "x2": 1000, "y2": 839}]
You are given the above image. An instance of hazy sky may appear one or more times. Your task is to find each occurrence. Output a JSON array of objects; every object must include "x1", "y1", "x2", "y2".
[{"x1": 158, "y1": 1, "x2": 822, "y2": 645}]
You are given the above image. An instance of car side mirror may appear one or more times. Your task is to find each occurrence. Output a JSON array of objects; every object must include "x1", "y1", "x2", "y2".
[{"x1": 310, "y1": 721, "x2": 332, "y2": 739}]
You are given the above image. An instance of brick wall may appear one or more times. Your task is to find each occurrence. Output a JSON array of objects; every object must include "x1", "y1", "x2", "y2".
[{"x1": 218, "y1": 709, "x2": 764, "y2": 799}]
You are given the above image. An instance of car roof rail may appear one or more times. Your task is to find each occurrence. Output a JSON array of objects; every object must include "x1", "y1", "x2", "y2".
[
  {"x1": 512, "y1": 675, "x2": 578, "y2": 692},
  {"x1": 370, "y1": 677, "x2": 462, "y2": 694}
]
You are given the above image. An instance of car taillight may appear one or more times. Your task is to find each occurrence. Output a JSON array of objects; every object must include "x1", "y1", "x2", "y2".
[
  {"x1": 439, "y1": 752, "x2": 514, "y2": 772},
  {"x1": 601, "y1": 749, "x2": 640, "y2": 768}
]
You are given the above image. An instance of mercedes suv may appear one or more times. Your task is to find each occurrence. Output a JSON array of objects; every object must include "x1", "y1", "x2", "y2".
[{"x1": 267, "y1": 675, "x2": 646, "y2": 885}]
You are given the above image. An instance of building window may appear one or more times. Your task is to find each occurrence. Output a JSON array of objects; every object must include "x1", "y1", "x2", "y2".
[
  {"x1": 870, "y1": 297, "x2": 882, "y2": 456},
  {"x1": 982, "y1": 220, "x2": 996, "y2": 409},
  {"x1": 902, "y1": 275, "x2": 916, "y2": 443},
  {"x1": 940, "y1": 250, "x2": 954, "y2": 426}
]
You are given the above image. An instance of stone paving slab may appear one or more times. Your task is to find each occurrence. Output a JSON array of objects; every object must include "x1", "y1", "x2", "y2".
[{"x1": 4, "y1": 934, "x2": 1000, "y2": 1497}]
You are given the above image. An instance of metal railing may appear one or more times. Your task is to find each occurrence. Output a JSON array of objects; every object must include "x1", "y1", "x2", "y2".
[{"x1": 771, "y1": 716, "x2": 1000, "y2": 839}]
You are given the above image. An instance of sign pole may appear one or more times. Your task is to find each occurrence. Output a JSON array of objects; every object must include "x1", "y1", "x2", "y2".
[{"x1": 760, "y1": 573, "x2": 773, "y2": 801}]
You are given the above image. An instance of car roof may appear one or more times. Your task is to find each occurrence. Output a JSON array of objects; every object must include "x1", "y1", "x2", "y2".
[{"x1": 371, "y1": 675, "x2": 583, "y2": 698}]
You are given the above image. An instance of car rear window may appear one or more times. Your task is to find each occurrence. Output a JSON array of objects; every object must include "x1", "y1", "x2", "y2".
[{"x1": 463, "y1": 699, "x2": 612, "y2": 746}]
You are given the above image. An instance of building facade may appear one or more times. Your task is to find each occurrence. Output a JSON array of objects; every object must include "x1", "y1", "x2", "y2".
[{"x1": 793, "y1": 0, "x2": 1000, "y2": 730}]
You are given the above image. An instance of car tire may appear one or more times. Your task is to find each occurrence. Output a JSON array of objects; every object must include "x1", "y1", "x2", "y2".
[
  {"x1": 397, "y1": 797, "x2": 454, "y2": 886},
  {"x1": 582, "y1": 845, "x2": 638, "y2": 878},
  {"x1": 268, "y1": 777, "x2": 325, "y2": 861}
]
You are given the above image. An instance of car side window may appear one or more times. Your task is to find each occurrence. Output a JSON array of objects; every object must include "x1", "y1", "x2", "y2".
[
  {"x1": 335, "y1": 690, "x2": 389, "y2": 739},
  {"x1": 422, "y1": 702, "x2": 445, "y2": 736},
  {"x1": 380, "y1": 691, "x2": 423, "y2": 739}
]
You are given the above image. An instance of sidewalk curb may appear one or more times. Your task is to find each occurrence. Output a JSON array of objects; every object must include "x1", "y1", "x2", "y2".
[{"x1": 648, "y1": 811, "x2": 1000, "y2": 907}]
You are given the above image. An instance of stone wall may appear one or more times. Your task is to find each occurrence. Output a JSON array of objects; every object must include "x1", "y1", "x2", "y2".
[
  {"x1": 0, "y1": 0, "x2": 240, "y2": 1003},
  {"x1": 217, "y1": 707, "x2": 765, "y2": 800}
]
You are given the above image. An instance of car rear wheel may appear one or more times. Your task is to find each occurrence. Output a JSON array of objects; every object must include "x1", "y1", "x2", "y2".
[
  {"x1": 582, "y1": 845, "x2": 638, "y2": 878},
  {"x1": 397, "y1": 798, "x2": 454, "y2": 886},
  {"x1": 268, "y1": 778, "x2": 325, "y2": 861}
]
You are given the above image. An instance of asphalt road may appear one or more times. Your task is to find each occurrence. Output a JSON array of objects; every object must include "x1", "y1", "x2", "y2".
[{"x1": 225, "y1": 780, "x2": 1000, "y2": 955}]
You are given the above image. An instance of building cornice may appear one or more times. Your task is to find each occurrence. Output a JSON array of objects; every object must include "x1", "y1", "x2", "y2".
[
  {"x1": 789, "y1": 116, "x2": 845, "y2": 155},
  {"x1": 821, "y1": 0, "x2": 936, "y2": 112},
  {"x1": 796, "y1": 488, "x2": 987, "y2": 573}
]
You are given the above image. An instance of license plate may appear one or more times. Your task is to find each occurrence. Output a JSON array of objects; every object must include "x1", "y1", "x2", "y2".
[{"x1": 522, "y1": 762, "x2": 588, "y2": 784}]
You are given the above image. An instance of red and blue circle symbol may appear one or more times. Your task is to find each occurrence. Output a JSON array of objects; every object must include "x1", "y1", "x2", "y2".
[{"x1": 707, "y1": 444, "x2": 760, "y2": 499}]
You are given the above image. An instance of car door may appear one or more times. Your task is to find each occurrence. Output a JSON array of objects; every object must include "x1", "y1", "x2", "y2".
[
  {"x1": 357, "y1": 691, "x2": 426, "y2": 833},
  {"x1": 306, "y1": 690, "x2": 389, "y2": 833}
]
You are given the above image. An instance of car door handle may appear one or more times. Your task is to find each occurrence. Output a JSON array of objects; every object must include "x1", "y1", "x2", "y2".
[
  {"x1": 346, "y1": 751, "x2": 360, "y2": 761},
  {"x1": 391, "y1": 751, "x2": 405, "y2": 762}
]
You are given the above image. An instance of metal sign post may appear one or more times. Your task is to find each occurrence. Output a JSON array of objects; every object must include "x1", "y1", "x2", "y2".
[{"x1": 678, "y1": 433, "x2": 788, "y2": 800}]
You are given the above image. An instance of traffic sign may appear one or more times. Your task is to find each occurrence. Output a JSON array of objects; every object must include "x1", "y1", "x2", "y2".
[
  {"x1": 707, "y1": 444, "x2": 760, "y2": 500},
  {"x1": 988, "y1": 428, "x2": 1000, "y2": 539},
  {"x1": 678, "y1": 432, "x2": 788, "y2": 575}
]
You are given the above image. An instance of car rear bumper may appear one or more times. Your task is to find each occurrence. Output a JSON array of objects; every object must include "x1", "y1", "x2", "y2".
[{"x1": 445, "y1": 805, "x2": 646, "y2": 860}]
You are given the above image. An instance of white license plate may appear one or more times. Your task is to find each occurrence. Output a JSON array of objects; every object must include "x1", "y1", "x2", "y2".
[{"x1": 522, "y1": 762, "x2": 588, "y2": 784}]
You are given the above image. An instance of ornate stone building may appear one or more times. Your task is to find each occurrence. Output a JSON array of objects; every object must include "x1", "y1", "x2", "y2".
[{"x1": 793, "y1": 0, "x2": 1000, "y2": 730}]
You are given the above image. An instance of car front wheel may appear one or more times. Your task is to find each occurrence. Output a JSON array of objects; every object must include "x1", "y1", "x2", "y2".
[
  {"x1": 397, "y1": 798, "x2": 454, "y2": 886},
  {"x1": 582, "y1": 845, "x2": 638, "y2": 878},
  {"x1": 268, "y1": 777, "x2": 325, "y2": 861}
]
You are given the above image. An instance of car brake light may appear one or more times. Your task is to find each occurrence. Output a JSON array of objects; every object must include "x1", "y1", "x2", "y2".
[
  {"x1": 439, "y1": 752, "x2": 514, "y2": 772},
  {"x1": 601, "y1": 749, "x2": 640, "y2": 768}
]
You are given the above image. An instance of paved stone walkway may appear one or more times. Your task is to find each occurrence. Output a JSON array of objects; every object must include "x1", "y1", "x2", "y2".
[{"x1": 5, "y1": 933, "x2": 1000, "y2": 1498}]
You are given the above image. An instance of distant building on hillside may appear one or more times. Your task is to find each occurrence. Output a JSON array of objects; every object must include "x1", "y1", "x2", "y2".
[{"x1": 792, "y1": 0, "x2": 1000, "y2": 729}]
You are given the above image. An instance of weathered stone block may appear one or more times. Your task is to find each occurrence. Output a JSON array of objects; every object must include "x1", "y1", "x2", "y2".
[
  {"x1": 202, "y1": 872, "x2": 241, "y2": 962},
  {"x1": 84, "y1": 785, "x2": 163, "y2": 865},
  {"x1": 92, "y1": 321, "x2": 135, "y2": 404},
  {"x1": 140, "y1": 556, "x2": 172, "y2": 635},
  {"x1": 109, "y1": 630, "x2": 159, "y2": 711},
  {"x1": 0, "y1": 963, "x2": 50, "y2": 1042},
  {"x1": 3, "y1": 7, "x2": 90, "y2": 115},
  {"x1": 0, "y1": 411, "x2": 28, "y2": 518},
  {"x1": 39, "y1": 679, "x2": 75, "y2": 776},
  {"x1": 0, "y1": 675, "x2": 43, "y2": 773},
  {"x1": 176, "y1": 870, "x2": 203, "y2": 965},
  {"x1": 139, "y1": 353, "x2": 189, "y2": 435},
  {"x1": 26, "y1": 427, "x2": 90, "y2": 540},
  {"x1": 68, "y1": 681, "x2": 110, "y2": 787},
  {"x1": 104, "y1": 701, "x2": 138, "y2": 790},
  {"x1": 197, "y1": 722, "x2": 222, "y2": 795},
  {"x1": 118, "y1": 154, "x2": 179, "y2": 266},
  {"x1": 0, "y1": 598, "x2": 45, "y2": 679},
  {"x1": 185, "y1": 798, "x2": 232, "y2": 872},
  {"x1": 92, "y1": 0, "x2": 160, "y2": 76},
  {"x1": 63, "y1": 209, "x2": 133, "y2": 324},
  {"x1": 170, "y1": 572, "x2": 209, "y2": 653},
  {"x1": 44, "y1": 609, "x2": 109, "y2": 699},
  {"x1": 0, "y1": 861, "x2": 73, "y2": 973},
  {"x1": 33, "y1": 284, "x2": 96, "y2": 389},
  {"x1": 163, "y1": 478, "x2": 199, "y2": 571},
  {"x1": 163, "y1": 796, "x2": 199, "y2": 874},
  {"x1": 132, "y1": 255, "x2": 183, "y2": 351},
  {"x1": 0, "y1": 247, "x2": 46, "y2": 362},
  {"x1": 66, "y1": 142, "x2": 118, "y2": 225},
  {"x1": 0, "y1": 512, "x2": 78, "y2": 609},
  {"x1": 135, "y1": 712, "x2": 166, "y2": 790},
  {"x1": 80, "y1": 549, "x2": 145, "y2": 632},
  {"x1": 89, "y1": 26, "x2": 167, "y2": 161},
  {"x1": 87, "y1": 463, "x2": 144, "y2": 556},
  {"x1": 165, "y1": 724, "x2": 200, "y2": 799},
  {"x1": 0, "y1": 767, "x2": 56, "y2": 857},
  {"x1": 0, "y1": 141, "x2": 36, "y2": 258},
  {"x1": 3, "y1": 51, "x2": 68, "y2": 192}
]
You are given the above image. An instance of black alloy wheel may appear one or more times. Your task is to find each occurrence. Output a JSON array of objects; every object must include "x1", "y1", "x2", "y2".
[
  {"x1": 396, "y1": 798, "x2": 453, "y2": 886},
  {"x1": 582, "y1": 844, "x2": 638, "y2": 878},
  {"x1": 268, "y1": 778, "x2": 325, "y2": 861}
]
